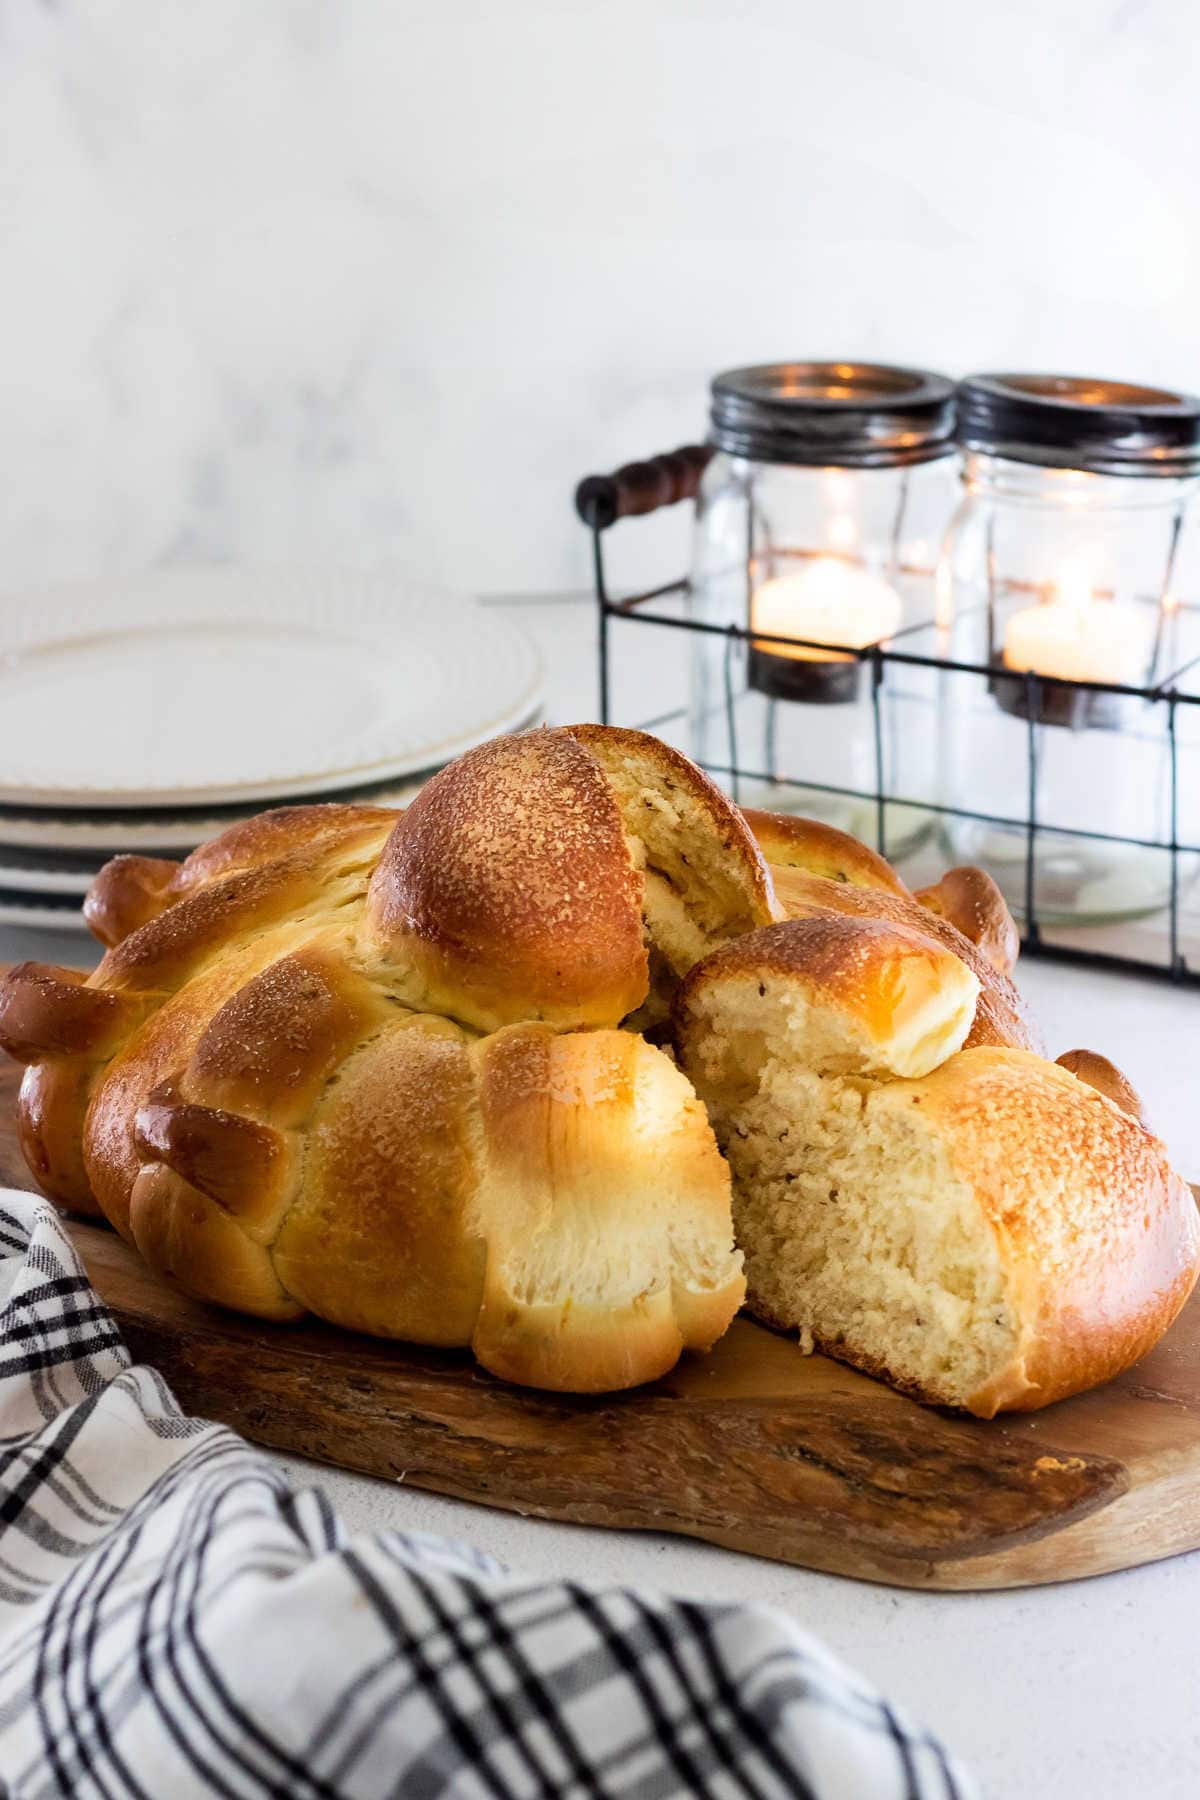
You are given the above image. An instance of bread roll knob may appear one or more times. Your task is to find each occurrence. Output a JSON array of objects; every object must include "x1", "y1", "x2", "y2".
[
  {"x1": 0, "y1": 963, "x2": 155, "y2": 1063},
  {"x1": 914, "y1": 867, "x2": 1020, "y2": 976},
  {"x1": 1056, "y1": 1049, "x2": 1145, "y2": 1124},
  {"x1": 741, "y1": 809, "x2": 907, "y2": 895},
  {"x1": 83, "y1": 857, "x2": 180, "y2": 948}
]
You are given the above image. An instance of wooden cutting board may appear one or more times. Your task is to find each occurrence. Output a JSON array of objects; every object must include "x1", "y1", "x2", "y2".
[{"x1": 3, "y1": 1052, "x2": 1200, "y2": 1592}]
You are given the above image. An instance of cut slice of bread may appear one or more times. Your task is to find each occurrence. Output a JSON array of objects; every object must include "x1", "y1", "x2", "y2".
[{"x1": 674, "y1": 919, "x2": 1200, "y2": 1416}]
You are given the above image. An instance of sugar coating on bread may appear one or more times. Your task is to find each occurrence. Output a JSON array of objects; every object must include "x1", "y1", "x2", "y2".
[
  {"x1": 369, "y1": 726, "x2": 780, "y2": 1034},
  {"x1": 675, "y1": 936, "x2": 1200, "y2": 1415},
  {"x1": 271, "y1": 1013, "x2": 487, "y2": 1344},
  {"x1": 367, "y1": 730, "x2": 649, "y2": 1032}
]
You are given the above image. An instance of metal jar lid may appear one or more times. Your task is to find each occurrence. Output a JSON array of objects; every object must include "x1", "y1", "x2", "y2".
[
  {"x1": 708, "y1": 361, "x2": 956, "y2": 468},
  {"x1": 957, "y1": 373, "x2": 1200, "y2": 477}
]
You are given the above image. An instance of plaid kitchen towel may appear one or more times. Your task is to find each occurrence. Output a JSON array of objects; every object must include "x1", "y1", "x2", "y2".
[{"x1": 0, "y1": 1188, "x2": 973, "y2": 1800}]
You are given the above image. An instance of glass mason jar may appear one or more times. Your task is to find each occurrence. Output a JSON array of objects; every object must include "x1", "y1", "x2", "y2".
[
  {"x1": 939, "y1": 374, "x2": 1200, "y2": 927},
  {"x1": 688, "y1": 361, "x2": 958, "y2": 858}
]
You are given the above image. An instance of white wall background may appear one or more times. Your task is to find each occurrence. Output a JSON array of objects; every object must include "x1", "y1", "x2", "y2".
[{"x1": 1, "y1": 0, "x2": 1198, "y2": 600}]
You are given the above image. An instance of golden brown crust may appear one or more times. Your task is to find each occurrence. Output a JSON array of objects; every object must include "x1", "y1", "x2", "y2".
[
  {"x1": 768, "y1": 866, "x2": 1040, "y2": 1053},
  {"x1": 16, "y1": 1061, "x2": 101, "y2": 1214},
  {"x1": 1056, "y1": 1049, "x2": 1145, "y2": 1123},
  {"x1": 884, "y1": 1050, "x2": 1200, "y2": 1415},
  {"x1": 81, "y1": 808, "x2": 400, "y2": 953},
  {"x1": 81, "y1": 933, "x2": 313, "y2": 1237},
  {"x1": 270, "y1": 1015, "x2": 486, "y2": 1345},
  {"x1": 675, "y1": 912, "x2": 963, "y2": 1028},
  {"x1": 83, "y1": 806, "x2": 404, "y2": 952},
  {"x1": 127, "y1": 1163, "x2": 303, "y2": 1321},
  {"x1": 138, "y1": 1013, "x2": 744, "y2": 1389},
  {"x1": 744, "y1": 808, "x2": 908, "y2": 895},
  {"x1": 0, "y1": 963, "x2": 158, "y2": 1063},
  {"x1": 183, "y1": 946, "x2": 395, "y2": 1127},
  {"x1": 134, "y1": 1084, "x2": 293, "y2": 1230},
  {"x1": 96, "y1": 818, "x2": 393, "y2": 994},
  {"x1": 84, "y1": 858, "x2": 181, "y2": 948},
  {"x1": 173, "y1": 804, "x2": 402, "y2": 891},
  {"x1": 915, "y1": 866, "x2": 1020, "y2": 976},
  {"x1": 0, "y1": 962, "x2": 161, "y2": 1216},
  {"x1": 22, "y1": 722, "x2": 1180, "y2": 1414},
  {"x1": 37, "y1": 813, "x2": 393, "y2": 1223},
  {"x1": 677, "y1": 926, "x2": 1196, "y2": 1416},
  {"x1": 367, "y1": 729, "x2": 649, "y2": 1032},
  {"x1": 0, "y1": 729, "x2": 762, "y2": 1392}
]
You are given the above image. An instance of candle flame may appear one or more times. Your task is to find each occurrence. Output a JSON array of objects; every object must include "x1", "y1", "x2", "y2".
[{"x1": 1053, "y1": 558, "x2": 1094, "y2": 614}]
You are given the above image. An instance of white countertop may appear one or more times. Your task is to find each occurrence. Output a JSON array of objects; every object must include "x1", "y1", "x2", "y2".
[{"x1": 4, "y1": 593, "x2": 1199, "y2": 1799}]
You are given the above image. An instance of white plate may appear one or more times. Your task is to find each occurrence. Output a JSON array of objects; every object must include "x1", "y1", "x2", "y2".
[
  {"x1": 0, "y1": 774, "x2": 430, "y2": 854},
  {"x1": 0, "y1": 888, "x2": 87, "y2": 931},
  {"x1": 0, "y1": 846, "x2": 106, "y2": 895},
  {"x1": 0, "y1": 709, "x2": 542, "y2": 853},
  {"x1": 0, "y1": 570, "x2": 543, "y2": 807}
]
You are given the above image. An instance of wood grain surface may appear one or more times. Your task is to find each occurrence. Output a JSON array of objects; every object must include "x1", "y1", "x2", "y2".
[{"x1": 3, "y1": 1048, "x2": 1200, "y2": 1591}]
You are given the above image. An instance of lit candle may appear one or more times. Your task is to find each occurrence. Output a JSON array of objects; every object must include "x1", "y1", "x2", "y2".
[
  {"x1": 1002, "y1": 562, "x2": 1145, "y2": 686},
  {"x1": 751, "y1": 561, "x2": 903, "y2": 662},
  {"x1": 747, "y1": 557, "x2": 903, "y2": 705}
]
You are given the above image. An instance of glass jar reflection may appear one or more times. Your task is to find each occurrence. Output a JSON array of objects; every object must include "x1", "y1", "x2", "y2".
[
  {"x1": 688, "y1": 362, "x2": 958, "y2": 856},
  {"x1": 939, "y1": 375, "x2": 1200, "y2": 925}
]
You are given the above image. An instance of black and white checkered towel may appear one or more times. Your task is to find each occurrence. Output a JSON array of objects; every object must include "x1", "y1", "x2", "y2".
[{"x1": 0, "y1": 1188, "x2": 972, "y2": 1799}]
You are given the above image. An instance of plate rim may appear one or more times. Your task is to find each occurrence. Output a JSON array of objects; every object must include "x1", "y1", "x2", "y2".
[
  {"x1": 0, "y1": 886, "x2": 87, "y2": 929},
  {"x1": 0, "y1": 572, "x2": 543, "y2": 807},
  {"x1": 0, "y1": 707, "x2": 544, "y2": 852}
]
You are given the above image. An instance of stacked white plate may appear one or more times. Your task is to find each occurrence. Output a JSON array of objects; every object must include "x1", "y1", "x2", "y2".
[{"x1": 0, "y1": 570, "x2": 543, "y2": 932}]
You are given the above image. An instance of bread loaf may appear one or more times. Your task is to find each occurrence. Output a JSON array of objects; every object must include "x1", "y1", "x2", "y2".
[
  {"x1": 1, "y1": 726, "x2": 1193, "y2": 1413},
  {"x1": 0, "y1": 727, "x2": 756, "y2": 1392},
  {"x1": 673, "y1": 917, "x2": 1199, "y2": 1414}
]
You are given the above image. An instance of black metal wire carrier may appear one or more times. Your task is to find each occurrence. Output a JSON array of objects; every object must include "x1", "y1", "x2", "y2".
[{"x1": 575, "y1": 453, "x2": 1200, "y2": 986}]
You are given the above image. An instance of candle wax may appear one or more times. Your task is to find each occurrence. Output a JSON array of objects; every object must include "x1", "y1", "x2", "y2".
[
  {"x1": 1002, "y1": 600, "x2": 1145, "y2": 686},
  {"x1": 751, "y1": 561, "x2": 903, "y2": 662}
]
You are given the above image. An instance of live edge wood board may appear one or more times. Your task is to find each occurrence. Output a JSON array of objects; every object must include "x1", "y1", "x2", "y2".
[{"x1": 3, "y1": 1051, "x2": 1200, "y2": 1592}]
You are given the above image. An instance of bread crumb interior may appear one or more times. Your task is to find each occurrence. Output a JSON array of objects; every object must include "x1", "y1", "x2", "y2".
[{"x1": 684, "y1": 975, "x2": 1018, "y2": 1407}]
